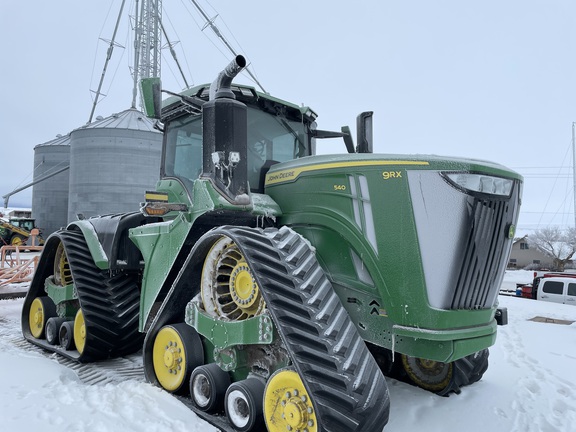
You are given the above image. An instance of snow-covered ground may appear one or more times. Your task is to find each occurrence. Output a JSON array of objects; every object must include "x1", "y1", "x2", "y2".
[{"x1": 1, "y1": 270, "x2": 575, "y2": 432}]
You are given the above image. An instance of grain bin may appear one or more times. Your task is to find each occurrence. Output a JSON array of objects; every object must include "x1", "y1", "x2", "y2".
[
  {"x1": 67, "y1": 108, "x2": 162, "y2": 222},
  {"x1": 32, "y1": 134, "x2": 71, "y2": 236}
]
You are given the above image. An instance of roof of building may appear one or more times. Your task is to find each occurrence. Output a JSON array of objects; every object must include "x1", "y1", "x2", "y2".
[{"x1": 76, "y1": 107, "x2": 160, "y2": 133}]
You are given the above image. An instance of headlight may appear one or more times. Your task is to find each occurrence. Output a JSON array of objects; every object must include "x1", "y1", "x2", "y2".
[{"x1": 443, "y1": 173, "x2": 513, "y2": 196}]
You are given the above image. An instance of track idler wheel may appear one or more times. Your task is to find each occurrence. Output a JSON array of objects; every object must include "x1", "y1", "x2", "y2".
[
  {"x1": 73, "y1": 309, "x2": 87, "y2": 354},
  {"x1": 152, "y1": 323, "x2": 204, "y2": 394},
  {"x1": 59, "y1": 321, "x2": 76, "y2": 350},
  {"x1": 190, "y1": 363, "x2": 231, "y2": 413},
  {"x1": 46, "y1": 317, "x2": 66, "y2": 345},
  {"x1": 264, "y1": 369, "x2": 317, "y2": 432},
  {"x1": 225, "y1": 378, "x2": 265, "y2": 432},
  {"x1": 28, "y1": 297, "x2": 56, "y2": 339}
]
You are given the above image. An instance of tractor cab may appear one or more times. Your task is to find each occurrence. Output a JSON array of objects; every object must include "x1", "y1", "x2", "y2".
[
  {"x1": 9, "y1": 218, "x2": 37, "y2": 232},
  {"x1": 160, "y1": 85, "x2": 315, "y2": 195}
]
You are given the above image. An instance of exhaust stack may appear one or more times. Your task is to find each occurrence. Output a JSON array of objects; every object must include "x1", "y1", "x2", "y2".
[
  {"x1": 209, "y1": 55, "x2": 247, "y2": 100},
  {"x1": 203, "y1": 56, "x2": 249, "y2": 202}
]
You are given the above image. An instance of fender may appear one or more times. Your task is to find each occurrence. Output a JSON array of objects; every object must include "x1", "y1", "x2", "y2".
[{"x1": 67, "y1": 212, "x2": 152, "y2": 270}]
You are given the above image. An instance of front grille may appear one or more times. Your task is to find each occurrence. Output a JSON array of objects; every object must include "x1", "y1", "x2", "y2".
[{"x1": 450, "y1": 184, "x2": 519, "y2": 309}]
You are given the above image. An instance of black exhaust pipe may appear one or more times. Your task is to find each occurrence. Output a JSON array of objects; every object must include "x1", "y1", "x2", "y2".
[
  {"x1": 203, "y1": 56, "x2": 249, "y2": 202},
  {"x1": 209, "y1": 55, "x2": 247, "y2": 100}
]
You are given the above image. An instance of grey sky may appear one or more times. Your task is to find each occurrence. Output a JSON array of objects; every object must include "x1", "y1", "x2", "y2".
[{"x1": 2, "y1": 1, "x2": 575, "y2": 234}]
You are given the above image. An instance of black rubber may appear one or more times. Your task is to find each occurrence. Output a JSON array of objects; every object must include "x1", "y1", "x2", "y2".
[
  {"x1": 22, "y1": 229, "x2": 143, "y2": 362},
  {"x1": 370, "y1": 343, "x2": 490, "y2": 396},
  {"x1": 59, "y1": 321, "x2": 76, "y2": 350},
  {"x1": 190, "y1": 363, "x2": 231, "y2": 413},
  {"x1": 224, "y1": 378, "x2": 265, "y2": 432},
  {"x1": 220, "y1": 225, "x2": 390, "y2": 432},
  {"x1": 436, "y1": 349, "x2": 490, "y2": 396},
  {"x1": 46, "y1": 317, "x2": 66, "y2": 345}
]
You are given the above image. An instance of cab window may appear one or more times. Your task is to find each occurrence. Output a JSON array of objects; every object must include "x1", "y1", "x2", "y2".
[{"x1": 542, "y1": 281, "x2": 563, "y2": 295}]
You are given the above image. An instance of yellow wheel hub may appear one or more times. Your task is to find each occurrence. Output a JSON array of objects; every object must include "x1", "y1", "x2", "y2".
[
  {"x1": 229, "y1": 262, "x2": 259, "y2": 310},
  {"x1": 74, "y1": 309, "x2": 86, "y2": 354},
  {"x1": 29, "y1": 297, "x2": 46, "y2": 338},
  {"x1": 264, "y1": 369, "x2": 317, "y2": 432},
  {"x1": 401, "y1": 354, "x2": 453, "y2": 392},
  {"x1": 11, "y1": 236, "x2": 23, "y2": 246},
  {"x1": 152, "y1": 326, "x2": 187, "y2": 392}
]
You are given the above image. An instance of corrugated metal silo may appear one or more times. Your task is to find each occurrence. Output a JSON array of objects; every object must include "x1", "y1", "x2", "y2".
[
  {"x1": 32, "y1": 134, "x2": 71, "y2": 237},
  {"x1": 67, "y1": 108, "x2": 162, "y2": 222}
]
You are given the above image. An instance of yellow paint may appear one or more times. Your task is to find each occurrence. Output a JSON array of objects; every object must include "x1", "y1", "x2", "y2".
[
  {"x1": 264, "y1": 369, "x2": 317, "y2": 432},
  {"x1": 145, "y1": 191, "x2": 169, "y2": 202},
  {"x1": 382, "y1": 171, "x2": 403, "y2": 180},
  {"x1": 265, "y1": 160, "x2": 429, "y2": 186},
  {"x1": 74, "y1": 309, "x2": 86, "y2": 354},
  {"x1": 152, "y1": 326, "x2": 188, "y2": 392},
  {"x1": 29, "y1": 297, "x2": 46, "y2": 339}
]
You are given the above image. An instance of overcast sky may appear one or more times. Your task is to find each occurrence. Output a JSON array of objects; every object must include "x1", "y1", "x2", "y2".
[{"x1": 2, "y1": 0, "x2": 576, "y2": 234}]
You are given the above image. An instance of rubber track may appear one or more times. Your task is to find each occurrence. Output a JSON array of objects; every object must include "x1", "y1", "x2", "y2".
[
  {"x1": 436, "y1": 349, "x2": 489, "y2": 396},
  {"x1": 24, "y1": 230, "x2": 142, "y2": 362},
  {"x1": 222, "y1": 225, "x2": 390, "y2": 432}
]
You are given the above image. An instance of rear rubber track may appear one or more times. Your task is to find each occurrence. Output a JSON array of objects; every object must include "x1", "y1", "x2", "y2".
[
  {"x1": 223, "y1": 225, "x2": 390, "y2": 432},
  {"x1": 22, "y1": 229, "x2": 142, "y2": 362}
]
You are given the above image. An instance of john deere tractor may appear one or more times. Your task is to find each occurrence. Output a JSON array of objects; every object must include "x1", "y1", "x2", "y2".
[{"x1": 22, "y1": 56, "x2": 521, "y2": 432}]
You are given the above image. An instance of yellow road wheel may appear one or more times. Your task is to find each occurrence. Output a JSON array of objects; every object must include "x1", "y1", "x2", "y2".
[
  {"x1": 54, "y1": 242, "x2": 73, "y2": 286},
  {"x1": 401, "y1": 354, "x2": 453, "y2": 392},
  {"x1": 201, "y1": 236, "x2": 265, "y2": 321},
  {"x1": 264, "y1": 369, "x2": 317, "y2": 432},
  {"x1": 28, "y1": 297, "x2": 56, "y2": 339},
  {"x1": 73, "y1": 309, "x2": 87, "y2": 354},
  {"x1": 10, "y1": 235, "x2": 24, "y2": 246},
  {"x1": 152, "y1": 324, "x2": 203, "y2": 393}
]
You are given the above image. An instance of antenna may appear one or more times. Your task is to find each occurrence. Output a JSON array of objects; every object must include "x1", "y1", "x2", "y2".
[
  {"x1": 189, "y1": 0, "x2": 267, "y2": 93},
  {"x1": 88, "y1": 0, "x2": 127, "y2": 123}
]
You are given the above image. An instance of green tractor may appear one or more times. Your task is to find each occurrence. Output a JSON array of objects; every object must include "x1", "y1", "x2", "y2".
[{"x1": 22, "y1": 56, "x2": 521, "y2": 432}]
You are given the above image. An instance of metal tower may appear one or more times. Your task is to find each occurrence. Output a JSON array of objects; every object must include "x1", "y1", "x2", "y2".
[{"x1": 132, "y1": 0, "x2": 162, "y2": 108}]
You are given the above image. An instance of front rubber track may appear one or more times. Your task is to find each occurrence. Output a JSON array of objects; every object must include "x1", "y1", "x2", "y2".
[
  {"x1": 436, "y1": 349, "x2": 489, "y2": 396},
  {"x1": 21, "y1": 229, "x2": 142, "y2": 363},
  {"x1": 227, "y1": 226, "x2": 390, "y2": 432}
]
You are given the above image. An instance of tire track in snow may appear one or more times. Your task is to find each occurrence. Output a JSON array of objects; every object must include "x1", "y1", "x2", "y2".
[{"x1": 0, "y1": 314, "x2": 145, "y2": 386}]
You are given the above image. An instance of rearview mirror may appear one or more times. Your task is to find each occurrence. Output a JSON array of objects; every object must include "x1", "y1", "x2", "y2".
[
  {"x1": 356, "y1": 111, "x2": 373, "y2": 153},
  {"x1": 140, "y1": 77, "x2": 162, "y2": 119}
]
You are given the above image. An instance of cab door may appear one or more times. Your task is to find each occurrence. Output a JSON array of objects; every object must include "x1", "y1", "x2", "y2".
[
  {"x1": 566, "y1": 282, "x2": 576, "y2": 306},
  {"x1": 539, "y1": 280, "x2": 565, "y2": 304}
]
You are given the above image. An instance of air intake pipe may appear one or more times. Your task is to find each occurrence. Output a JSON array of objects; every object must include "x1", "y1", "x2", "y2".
[{"x1": 203, "y1": 56, "x2": 249, "y2": 202}]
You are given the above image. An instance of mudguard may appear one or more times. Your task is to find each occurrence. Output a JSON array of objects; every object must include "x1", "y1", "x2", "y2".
[{"x1": 67, "y1": 212, "x2": 151, "y2": 270}]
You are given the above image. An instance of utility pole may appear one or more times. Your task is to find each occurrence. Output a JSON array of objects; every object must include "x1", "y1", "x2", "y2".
[{"x1": 572, "y1": 122, "x2": 576, "y2": 228}]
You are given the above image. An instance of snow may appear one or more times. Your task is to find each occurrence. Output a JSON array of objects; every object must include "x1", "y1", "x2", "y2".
[{"x1": 1, "y1": 271, "x2": 575, "y2": 432}]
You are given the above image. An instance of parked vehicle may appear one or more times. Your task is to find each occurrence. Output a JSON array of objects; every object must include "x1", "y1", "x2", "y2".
[
  {"x1": 536, "y1": 276, "x2": 576, "y2": 306},
  {"x1": 0, "y1": 217, "x2": 44, "y2": 246}
]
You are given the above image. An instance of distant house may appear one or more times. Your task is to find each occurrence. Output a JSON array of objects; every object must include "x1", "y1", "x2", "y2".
[
  {"x1": 8, "y1": 209, "x2": 32, "y2": 219},
  {"x1": 508, "y1": 235, "x2": 554, "y2": 269}
]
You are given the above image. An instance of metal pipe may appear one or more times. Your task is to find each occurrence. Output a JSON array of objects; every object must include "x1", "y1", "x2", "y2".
[{"x1": 209, "y1": 55, "x2": 246, "y2": 100}]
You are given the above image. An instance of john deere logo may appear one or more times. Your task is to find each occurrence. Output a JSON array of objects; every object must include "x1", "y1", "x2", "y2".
[{"x1": 507, "y1": 224, "x2": 516, "y2": 239}]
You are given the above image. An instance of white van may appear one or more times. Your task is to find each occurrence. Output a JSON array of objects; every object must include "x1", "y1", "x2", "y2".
[{"x1": 536, "y1": 277, "x2": 576, "y2": 306}]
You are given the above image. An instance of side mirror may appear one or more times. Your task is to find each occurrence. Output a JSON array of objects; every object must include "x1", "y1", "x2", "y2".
[
  {"x1": 140, "y1": 77, "x2": 162, "y2": 119},
  {"x1": 356, "y1": 111, "x2": 373, "y2": 153}
]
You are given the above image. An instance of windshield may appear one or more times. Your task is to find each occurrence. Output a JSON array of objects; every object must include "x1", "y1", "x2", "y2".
[{"x1": 163, "y1": 106, "x2": 310, "y2": 192}]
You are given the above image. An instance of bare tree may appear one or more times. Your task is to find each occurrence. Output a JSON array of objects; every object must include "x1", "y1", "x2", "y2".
[{"x1": 528, "y1": 226, "x2": 576, "y2": 271}]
